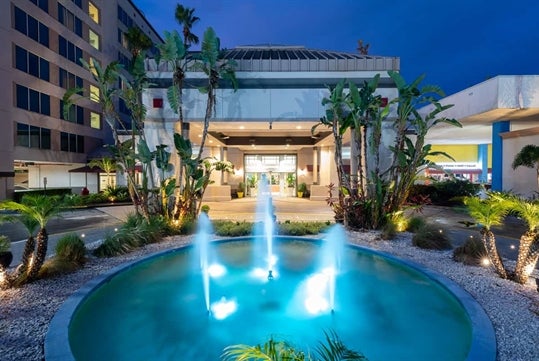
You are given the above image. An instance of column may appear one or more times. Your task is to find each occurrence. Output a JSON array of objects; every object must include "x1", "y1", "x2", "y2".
[
  {"x1": 312, "y1": 147, "x2": 318, "y2": 185},
  {"x1": 350, "y1": 129, "x2": 359, "y2": 189},
  {"x1": 477, "y1": 144, "x2": 489, "y2": 183},
  {"x1": 491, "y1": 121, "x2": 510, "y2": 191},
  {"x1": 221, "y1": 147, "x2": 228, "y2": 185}
]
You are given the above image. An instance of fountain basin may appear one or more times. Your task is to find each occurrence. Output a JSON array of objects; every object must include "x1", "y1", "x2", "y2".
[{"x1": 45, "y1": 237, "x2": 496, "y2": 361}]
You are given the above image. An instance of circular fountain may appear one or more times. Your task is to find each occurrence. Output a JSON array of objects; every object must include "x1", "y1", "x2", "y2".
[{"x1": 45, "y1": 179, "x2": 496, "y2": 360}]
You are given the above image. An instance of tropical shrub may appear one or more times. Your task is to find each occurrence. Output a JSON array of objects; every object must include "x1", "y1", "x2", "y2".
[
  {"x1": 277, "y1": 221, "x2": 331, "y2": 236},
  {"x1": 213, "y1": 220, "x2": 253, "y2": 237},
  {"x1": 453, "y1": 235, "x2": 487, "y2": 266},
  {"x1": 0, "y1": 235, "x2": 10, "y2": 253},
  {"x1": 55, "y1": 233, "x2": 86, "y2": 265},
  {"x1": 406, "y1": 216, "x2": 426, "y2": 233},
  {"x1": 412, "y1": 224, "x2": 452, "y2": 250},
  {"x1": 409, "y1": 180, "x2": 482, "y2": 206}
]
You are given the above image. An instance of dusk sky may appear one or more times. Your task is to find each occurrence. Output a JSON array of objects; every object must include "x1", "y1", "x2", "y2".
[{"x1": 133, "y1": 0, "x2": 539, "y2": 96}]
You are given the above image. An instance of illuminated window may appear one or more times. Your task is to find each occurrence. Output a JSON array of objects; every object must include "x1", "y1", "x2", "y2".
[
  {"x1": 89, "y1": 2, "x2": 99, "y2": 24},
  {"x1": 89, "y1": 29, "x2": 100, "y2": 50},
  {"x1": 90, "y1": 85, "x2": 100, "y2": 102},
  {"x1": 89, "y1": 57, "x2": 99, "y2": 76},
  {"x1": 90, "y1": 112, "x2": 101, "y2": 129}
]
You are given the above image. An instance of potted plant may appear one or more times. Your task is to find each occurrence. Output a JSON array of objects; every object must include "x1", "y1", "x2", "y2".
[
  {"x1": 286, "y1": 173, "x2": 296, "y2": 196},
  {"x1": 0, "y1": 235, "x2": 12, "y2": 269},
  {"x1": 247, "y1": 175, "x2": 258, "y2": 197},
  {"x1": 297, "y1": 182, "x2": 307, "y2": 198},
  {"x1": 237, "y1": 182, "x2": 245, "y2": 198}
]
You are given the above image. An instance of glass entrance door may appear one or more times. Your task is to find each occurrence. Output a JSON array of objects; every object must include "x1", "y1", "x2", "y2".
[{"x1": 244, "y1": 154, "x2": 297, "y2": 197}]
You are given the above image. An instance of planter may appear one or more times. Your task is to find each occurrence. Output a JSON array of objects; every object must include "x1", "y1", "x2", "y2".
[
  {"x1": 0, "y1": 251, "x2": 13, "y2": 269},
  {"x1": 237, "y1": 192, "x2": 244, "y2": 198},
  {"x1": 297, "y1": 191, "x2": 304, "y2": 198}
]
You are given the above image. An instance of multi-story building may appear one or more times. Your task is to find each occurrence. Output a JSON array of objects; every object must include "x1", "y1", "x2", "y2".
[{"x1": 0, "y1": 0, "x2": 162, "y2": 200}]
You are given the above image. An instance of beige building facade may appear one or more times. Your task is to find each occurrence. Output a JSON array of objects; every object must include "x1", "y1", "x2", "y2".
[{"x1": 0, "y1": 0, "x2": 161, "y2": 199}]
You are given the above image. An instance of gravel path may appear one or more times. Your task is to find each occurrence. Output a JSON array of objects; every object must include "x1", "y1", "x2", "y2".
[{"x1": 1, "y1": 231, "x2": 538, "y2": 361}]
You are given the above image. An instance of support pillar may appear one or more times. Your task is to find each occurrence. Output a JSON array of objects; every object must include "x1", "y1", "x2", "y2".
[
  {"x1": 312, "y1": 147, "x2": 318, "y2": 185},
  {"x1": 477, "y1": 144, "x2": 489, "y2": 183},
  {"x1": 221, "y1": 147, "x2": 228, "y2": 185},
  {"x1": 350, "y1": 129, "x2": 359, "y2": 189},
  {"x1": 491, "y1": 121, "x2": 510, "y2": 191}
]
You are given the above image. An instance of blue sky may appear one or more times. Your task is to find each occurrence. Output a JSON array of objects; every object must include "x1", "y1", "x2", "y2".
[{"x1": 133, "y1": 0, "x2": 539, "y2": 96}]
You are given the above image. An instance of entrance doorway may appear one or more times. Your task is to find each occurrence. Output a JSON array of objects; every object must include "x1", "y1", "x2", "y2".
[{"x1": 244, "y1": 154, "x2": 297, "y2": 197}]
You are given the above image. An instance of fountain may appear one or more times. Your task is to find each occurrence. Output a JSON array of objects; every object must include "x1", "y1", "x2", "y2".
[{"x1": 45, "y1": 191, "x2": 496, "y2": 361}]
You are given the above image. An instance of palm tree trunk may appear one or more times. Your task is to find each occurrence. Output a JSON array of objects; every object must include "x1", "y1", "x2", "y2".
[
  {"x1": 481, "y1": 228, "x2": 507, "y2": 279},
  {"x1": 513, "y1": 231, "x2": 535, "y2": 284},
  {"x1": 10, "y1": 236, "x2": 36, "y2": 284},
  {"x1": 28, "y1": 228, "x2": 48, "y2": 280}
]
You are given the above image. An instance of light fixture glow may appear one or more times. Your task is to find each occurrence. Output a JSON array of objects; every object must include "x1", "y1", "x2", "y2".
[{"x1": 210, "y1": 297, "x2": 237, "y2": 320}]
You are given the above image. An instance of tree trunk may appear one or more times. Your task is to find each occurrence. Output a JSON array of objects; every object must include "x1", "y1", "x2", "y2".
[
  {"x1": 10, "y1": 236, "x2": 36, "y2": 285},
  {"x1": 481, "y1": 228, "x2": 507, "y2": 279},
  {"x1": 512, "y1": 231, "x2": 537, "y2": 284},
  {"x1": 28, "y1": 228, "x2": 48, "y2": 281}
]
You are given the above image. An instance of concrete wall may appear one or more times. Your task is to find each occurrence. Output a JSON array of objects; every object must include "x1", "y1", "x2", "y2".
[{"x1": 502, "y1": 132, "x2": 539, "y2": 198}]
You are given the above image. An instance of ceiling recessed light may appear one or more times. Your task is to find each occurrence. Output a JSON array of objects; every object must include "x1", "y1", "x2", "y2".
[{"x1": 239, "y1": 126, "x2": 245, "y2": 130}]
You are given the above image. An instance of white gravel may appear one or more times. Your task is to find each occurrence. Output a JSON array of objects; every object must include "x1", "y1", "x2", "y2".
[{"x1": 1, "y1": 232, "x2": 538, "y2": 361}]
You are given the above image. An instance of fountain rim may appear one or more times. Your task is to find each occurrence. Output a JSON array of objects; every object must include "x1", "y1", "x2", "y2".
[{"x1": 44, "y1": 235, "x2": 496, "y2": 361}]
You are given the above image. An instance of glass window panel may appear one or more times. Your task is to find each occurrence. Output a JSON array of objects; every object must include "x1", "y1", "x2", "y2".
[
  {"x1": 28, "y1": 52, "x2": 39, "y2": 77},
  {"x1": 39, "y1": 23, "x2": 49, "y2": 47},
  {"x1": 15, "y1": 46, "x2": 27, "y2": 72},
  {"x1": 14, "y1": 7, "x2": 27, "y2": 34},
  {"x1": 40, "y1": 58, "x2": 49, "y2": 81},
  {"x1": 75, "y1": 47, "x2": 83, "y2": 65},
  {"x1": 59, "y1": 36, "x2": 67, "y2": 57},
  {"x1": 28, "y1": 16, "x2": 39, "y2": 42},
  {"x1": 69, "y1": 133, "x2": 76, "y2": 151},
  {"x1": 58, "y1": 4, "x2": 65, "y2": 24},
  {"x1": 40, "y1": 93, "x2": 50, "y2": 116},
  {"x1": 41, "y1": 128, "x2": 51, "y2": 149},
  {"x1": 29, "y1": 126, "x2": 40, "y2": 148},
  {"x1": 77, "y1": 135, "x2": 84, "y2": 153},
  {"x1": 90, "y1": 85, "x2": 100, "y2": 102},
  {"x1": 77, "y1": 106, "x2": 84, "y2": 124},
  {"x1": 76, "y1": 76, "x2": 83, "y2": 89},
  {"x1": 29, "y1": 89, "x2": 40, "y2": 112},
  {"x1": 16, "y1": 123, "x2": 29, "y2": 147},
  {"x1": 89, "y1": 2, "x2": 99, "y2": 24},
  {"x1": 89, "y1": 29, "x2": 99, "y2": 50},
  {"x1": 90, "y1": 112, "x2": 101, "y2": 129},
  {"x1": 75, "y1": 18, "x2": 82, "y2": 36},
  {"x1": 67, "y1": 42, "x2": 75, "y2": 62},
  {"x1": 60, "y1": 132, "x2": 68, "y2": 151},
  {"x1": 16, "y1": 85, "x2": 28, "y2": 109},
  {"x1": 59, "y1": 68, "x2": 66, "y2": 88},
  {"x1": 39, "y1": 0, "x2": 48, "y2": 13}
]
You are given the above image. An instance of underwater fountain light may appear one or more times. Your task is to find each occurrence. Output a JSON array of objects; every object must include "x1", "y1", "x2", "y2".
[{"x1": 210, "y1": 297, "x2": 237, "y2": 320}]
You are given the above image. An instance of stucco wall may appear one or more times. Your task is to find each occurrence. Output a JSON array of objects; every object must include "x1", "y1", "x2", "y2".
[{"x1": 503, "y1": 135, "x2": 539, "y2": 198}]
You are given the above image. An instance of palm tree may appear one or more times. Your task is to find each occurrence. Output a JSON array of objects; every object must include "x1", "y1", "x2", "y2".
[
  {"x1": 175, "y1": 4, "x2": 200, "y2": 47},
  {"x1": 512, "y1": 144, "x2": 539, "y2": 190},
  {"x1": 193, "y1": 27, "x2": 237, "y2": 160},
  {"x1": 221, "y1": 330, "x2": 368, "y2": 361},
  {"x1": 464, "y1": 194, "x2": 509, "y2": 279},
  {"x1": 0, "y1": 195, "x2": 63, "y2": 286},
  {"x1": 124, "y1": 26, "x2": 153, "y2": 62},
  {"x1": 509, "y1": 198, "x2": 539, "y2": 284},
  {"x1": 89, "y1": 157, "x2": 119, "y2": 189}
]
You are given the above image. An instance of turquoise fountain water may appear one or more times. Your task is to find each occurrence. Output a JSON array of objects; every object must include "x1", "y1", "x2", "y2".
[{"x1": 45, "y1": 187, "x2": 496, "y2": 360}]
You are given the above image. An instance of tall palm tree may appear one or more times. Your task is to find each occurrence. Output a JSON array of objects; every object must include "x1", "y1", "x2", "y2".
[
  {"x1": 509, "y1": 198, "x2": 539, "y2": 284},
  {"x1": 175, "y1": 4, "x2": 200, "y2": 47},
  {"x1": 193, "y1": 27, "x2": 237, "y2": 160},
  {"x1": 124, "y1": 26, "x2": 153, "y2": 62},
  {"x1": 512, "y1": 144, "x2": 539, "y2": 190},
  {"x1": 0, "y1": 195, "x2": 63, "y2": 285},
  {"x1": 464, "y1": 194, "x2": 508, "y2": 279}
]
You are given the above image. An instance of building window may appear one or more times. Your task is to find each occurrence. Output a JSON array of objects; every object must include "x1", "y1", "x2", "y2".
[
  {"x1": 90, "y1": 112, "x2": 101, "y2": 129},
  {"x1": 89, "y1": 29, "x2": 100, "y2": 50},
  {"x1": 15, "y1": 46, "x2": 50, "y2": 81},
  {"x1": 16, "y1": 123, "x2": 51, "y2": 149},
  {"x1": 29, "y1": 0, "x2": 49, "y2": 13},
  {"x1": 117, "y1": 6, "x2": 133, "y2": 28},
  {"x1": 14, "y1": 8, "x2": 49, "y2": 46},
  {"x1": 61, "y1": 132, "x2": 84, "y2": 153},
  {"x1": 58, "y1": 36, "x2": 83, "y2": 65},
  {"x1": 72, "y1": 0, "x2": 82, "y2": 9},
  {"x1": 89, "y1": 2, "x2": 99, "y2": 24},
  {"x1": 90, "y1": 85, "x2": 100, "y2": 102},
  {"x1": 15, "y1": 84, "x2": 50, "y2": 116},
  {"x1": 153, "y1": 98, "x2": 163, "y2": 108},
  {"x1": 118, "y1": 51, "x2": 130, "y2": 68},
  {"x1": 60, "y1": 100, "x2": 84, "y2": 124},
  {"x1": 59, "y1": 68, "x2": 83, "y2": 89},
  {"x1": 58, "y1": 4, "x2": 83, "y2": 37}
]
